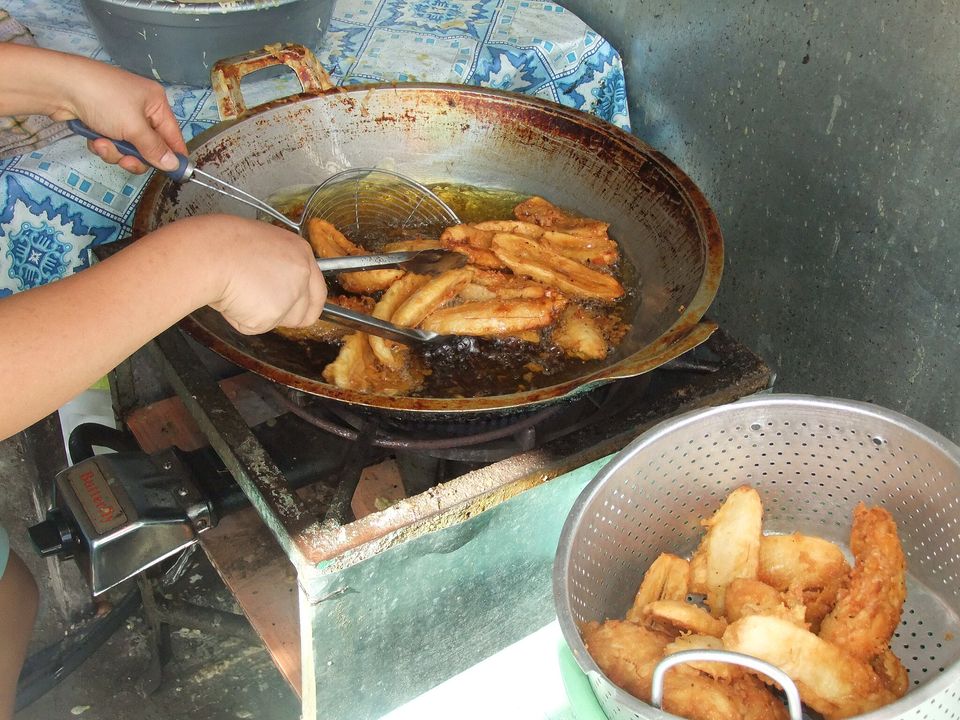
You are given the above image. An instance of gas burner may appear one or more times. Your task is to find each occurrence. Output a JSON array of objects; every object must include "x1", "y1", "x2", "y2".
[{"x1": 261, "y1": 373, "x2": 653, "y2": 462}]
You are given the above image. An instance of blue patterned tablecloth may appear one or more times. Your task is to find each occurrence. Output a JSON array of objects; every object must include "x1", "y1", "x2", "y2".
[{"x1": 0, "y1": 0, "x2": 630, "y2": 295}]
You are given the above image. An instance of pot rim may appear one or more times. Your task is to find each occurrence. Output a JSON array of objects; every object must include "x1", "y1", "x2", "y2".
[{"x1": 81, "y1": 0, "x2": 307, "y2": 16}]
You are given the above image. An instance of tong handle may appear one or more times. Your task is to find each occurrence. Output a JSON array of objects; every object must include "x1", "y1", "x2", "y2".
[
  {"x1": 315, "y1": 252, "x2": 418, "y2": 274},
  {"x1": 320, "y1": 305, "x2": 440, "y2": 345},
  {"x1": 67, "y1": 119, "x2": 193, "y2": 182}
]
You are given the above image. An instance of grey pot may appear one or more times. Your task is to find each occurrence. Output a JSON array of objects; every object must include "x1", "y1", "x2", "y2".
[{"x1": 79, "y1": 0, "x2": 334, "y2": 87}]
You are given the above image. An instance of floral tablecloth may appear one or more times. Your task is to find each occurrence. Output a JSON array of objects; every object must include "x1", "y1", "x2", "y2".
[{"x1": 0, "y1": 0, "x2": 629, "y2": 296}]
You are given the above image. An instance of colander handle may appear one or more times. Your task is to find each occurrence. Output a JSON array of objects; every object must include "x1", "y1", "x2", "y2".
[{"x1": 650, "y1": 649, "x2": 803, "y2": 720}]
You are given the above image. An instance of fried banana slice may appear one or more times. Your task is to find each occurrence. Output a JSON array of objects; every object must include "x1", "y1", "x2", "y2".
[
  {"x1": 513, "y1": 196, "x2": 611, "y2": 238},
  {"x1": 688, "y1": 486, "x2": 763, "y2": 617},
  {"x1": 274, "y1": 294, "x2": 375, "y2": 343},
  {"x1": 552, "y1": 305, "x2": 609, "y2": 360},
  {"x1": 467, "y1": 269, "x2": 550, "y2": 299},
  {"x1": 472, "y1": 219, "x2": 544, "y2": 237},
  {"x1": 723, "y1": 615, "x2": 896, "y2": 719},
  {"x1": 420, "y1": 297, "x2": 563, "y2": 337},
  {"x1": 541, "y1": 229, "x2": 619, "y2": 266},
  {"x1": 581, "y1": 619, "x2": 671, "y2": 703},
  {"x1": 306, "y1": 218, "x2": 365, "y2": 257},
  {"x1": 724, "y1": 578, "x2": 807, "y2": 628},
  {"x1": 625, "y1": 553, "x2": 690, "y2": 623},
  {"x1": 871, "y1": 646, "x2": 910, "y2": 698},
  {"x1": 660, "y1": 665, "x2": 789, "y2": 720},
  {"x1": 819, "y1": 504, "x2": 907, "y2": 662},
  {"x1": 391, "y1": 267, "x2": 475, "y2": 328},
  {"x1": 640, "y1": 599, "x2": 728, "y2": 638},
  {"x1": 322, "y1": 333, "x2": 377, "y2": 391},
  {"x1": 383, "y1": 238, "x2": 443, "y2": 252},
  {"x1": 339, "y1": 268, "x2": 406, "y2": 295},
  {"x1": 491, "y1": 233, "x2": 624, "y2": 301},
  {"x1": 368, "y1": 273, "x2": 431, "y2": 370},
  {"x1": 759, "y1": 533, "x2": 851, "y2": 630},
  {"x1": 322, "y1": 332, "x2": 425, "y2": 395},
  {"x1": 305, "y1": 218, "x2": 404, "y2": 293},
  {"x1": 663, "y1": 634, "x2": 740, "y2": 682},
  {"x1": 440, "y1": 224, "x2": 503, "y2": 269}
]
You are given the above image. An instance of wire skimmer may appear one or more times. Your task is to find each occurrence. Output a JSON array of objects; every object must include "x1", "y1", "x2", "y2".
[{"x1": 67, "y1": 121, "x2": 460, "y2": 240}]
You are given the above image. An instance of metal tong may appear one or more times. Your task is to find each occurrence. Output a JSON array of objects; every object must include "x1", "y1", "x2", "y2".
[{"x1": 316, "y1": 249, "x2": 466, "y2": 344}]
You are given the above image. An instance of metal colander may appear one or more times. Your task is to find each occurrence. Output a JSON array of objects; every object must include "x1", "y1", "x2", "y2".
[{"x1": 553, "y1": 394, "x2": 960, "y2": 720}]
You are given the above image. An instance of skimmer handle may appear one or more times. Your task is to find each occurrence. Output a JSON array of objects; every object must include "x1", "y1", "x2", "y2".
[
  {"x1": 68, "y1": 119, "x2": 300, "y2": 232},
  {"x1": 650, "y1": 649, "x2": 803, "y2": 720},
  {"x1": 67, "y1": 119, "x2": 192, "y2": 182}
]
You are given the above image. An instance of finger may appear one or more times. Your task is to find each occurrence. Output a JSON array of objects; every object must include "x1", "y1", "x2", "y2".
[
  {"x1": 304, "y1": 269, "x2": 328, "y2": 323},
  {"x1": 276, "y1": 292, "x2": 314, "y2": 329},
  {"x1": 146, "y1": 101, "x2": 188, "y2": 155},
  {"x1": 125, "y1": 116, "x2": 181, "y2": 172},
  {"x1": 117, "y1": 155, "x2": 150, "y2": 175},
  {"x1": 88, "y1": 138, "x2": 149, "y2": 174}
]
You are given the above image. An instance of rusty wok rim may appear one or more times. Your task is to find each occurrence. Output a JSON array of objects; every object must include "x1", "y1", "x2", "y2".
[{"x1": 134, "y1": 83, "x2": 724, "y2": 414}]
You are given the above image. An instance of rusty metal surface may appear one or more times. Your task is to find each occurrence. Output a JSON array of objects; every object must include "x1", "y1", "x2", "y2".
[
  {"x1": 211, "y1": 43, "x2": 335, "y2": 121},
  {"x1": 133, "y1": 83, "x2": 724, "y2": 415}
]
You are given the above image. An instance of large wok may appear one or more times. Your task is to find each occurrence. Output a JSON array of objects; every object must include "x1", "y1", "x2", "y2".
[{"x1": 133, "y1": 50, "x2": 723, "y2": 416}]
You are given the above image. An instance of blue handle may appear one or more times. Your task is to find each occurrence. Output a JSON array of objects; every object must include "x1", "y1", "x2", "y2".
[{"x1": 67, "y1": 119, "x2": 191, "y2": 182}]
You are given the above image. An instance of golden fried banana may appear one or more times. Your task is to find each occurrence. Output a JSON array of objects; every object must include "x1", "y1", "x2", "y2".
[
  {"x1": 820, "y1": 504, "x2": 907, "y2": 661},
  {"x1": 723, "y1": 615, "x2": 896, "y2": 719},
  {"x1": 368, "y1": 273, "x2": 431, "y2": 370},
  {"x1": 472, "y1": 219, "x2": 544, "y2": 237},
  {"x1": 551, "y1": 305, "x2": 609, "y2": 360},
  {"x1": 626, "y1": 553, "x2": 690, "y2": 623},
  {"x1": 541, "y1": 229, "x2": 619, "y2": 265},
  {"x1": 759, "y1": 533, "x2": 851, "y2": 630},
  {"x1": 689, "y1": 486, "x2": 763, "y2": 618},
  {"x1": 420, "y1": 297, "x2": 561, "y2": 336},
  {"x1": 640, "y1": 599, "x2": 728, "y2": 638},
  {"x1": 307, "y1": 218, "x2": 364, "y2": 257},
  {"x1": 491, "y1": 233, "x2": 624, "y2": 301},
  {"x1": 581, "y1": 619, "x2": 671, "y2": 703},
  {"x1": 391, "y1": 267, "x2": 474, "y2": 328}
]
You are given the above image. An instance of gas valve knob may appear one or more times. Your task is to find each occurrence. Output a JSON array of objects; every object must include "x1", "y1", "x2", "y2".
[{"x1": 28, "y1": 511, "x2": 77, "y2": 558}]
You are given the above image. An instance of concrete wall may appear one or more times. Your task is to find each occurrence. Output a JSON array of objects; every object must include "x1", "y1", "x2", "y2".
[{"x1": 563, "y1": 1, "x2": 960, "y2": 440}]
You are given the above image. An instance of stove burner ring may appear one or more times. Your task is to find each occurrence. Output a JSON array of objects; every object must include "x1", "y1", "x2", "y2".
[{"x1": 260, "y1": 384, "x2": 566, "y2": 451}]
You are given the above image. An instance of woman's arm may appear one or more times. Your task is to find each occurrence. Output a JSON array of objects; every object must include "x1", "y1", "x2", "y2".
[{"x1": 0, "y1": 214, "x2": 326, "y2": 441}]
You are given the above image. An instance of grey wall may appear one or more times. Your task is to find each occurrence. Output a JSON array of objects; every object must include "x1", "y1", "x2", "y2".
[{"x1": 563, "y1": 0, "x2": 960, "y2": 441}]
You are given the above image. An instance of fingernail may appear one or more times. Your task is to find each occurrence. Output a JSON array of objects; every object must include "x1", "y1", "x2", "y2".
[{"x1": 158, "y1": 151, "x2": 178, "y2": 171}]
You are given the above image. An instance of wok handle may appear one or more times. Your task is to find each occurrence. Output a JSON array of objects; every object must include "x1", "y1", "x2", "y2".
[
  {"x1": 651, "y1": 650, "x2": 803, "y2": 720},
  {"x1": 211, "y1": 43, "x2": 336, "y2": 121},
  {"x1": 595, "y1": 321, "x2": 718, "y2": 382}
]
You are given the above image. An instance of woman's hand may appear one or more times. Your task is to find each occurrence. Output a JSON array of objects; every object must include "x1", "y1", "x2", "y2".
[
  {"x1": 0, "y1": 44, "x2": 186, "y2": 173},
  {"x1": 199, "y1": 216, "x2": 328, "y2": 334}
]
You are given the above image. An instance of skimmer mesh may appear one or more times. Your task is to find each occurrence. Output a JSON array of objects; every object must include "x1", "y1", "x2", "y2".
[
  {"x1": 301, "y1": 167, "x2": 459, "y2": 245},
  {"x1": 555, "y1": 395, "x2": 960, "y2": 720}
]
